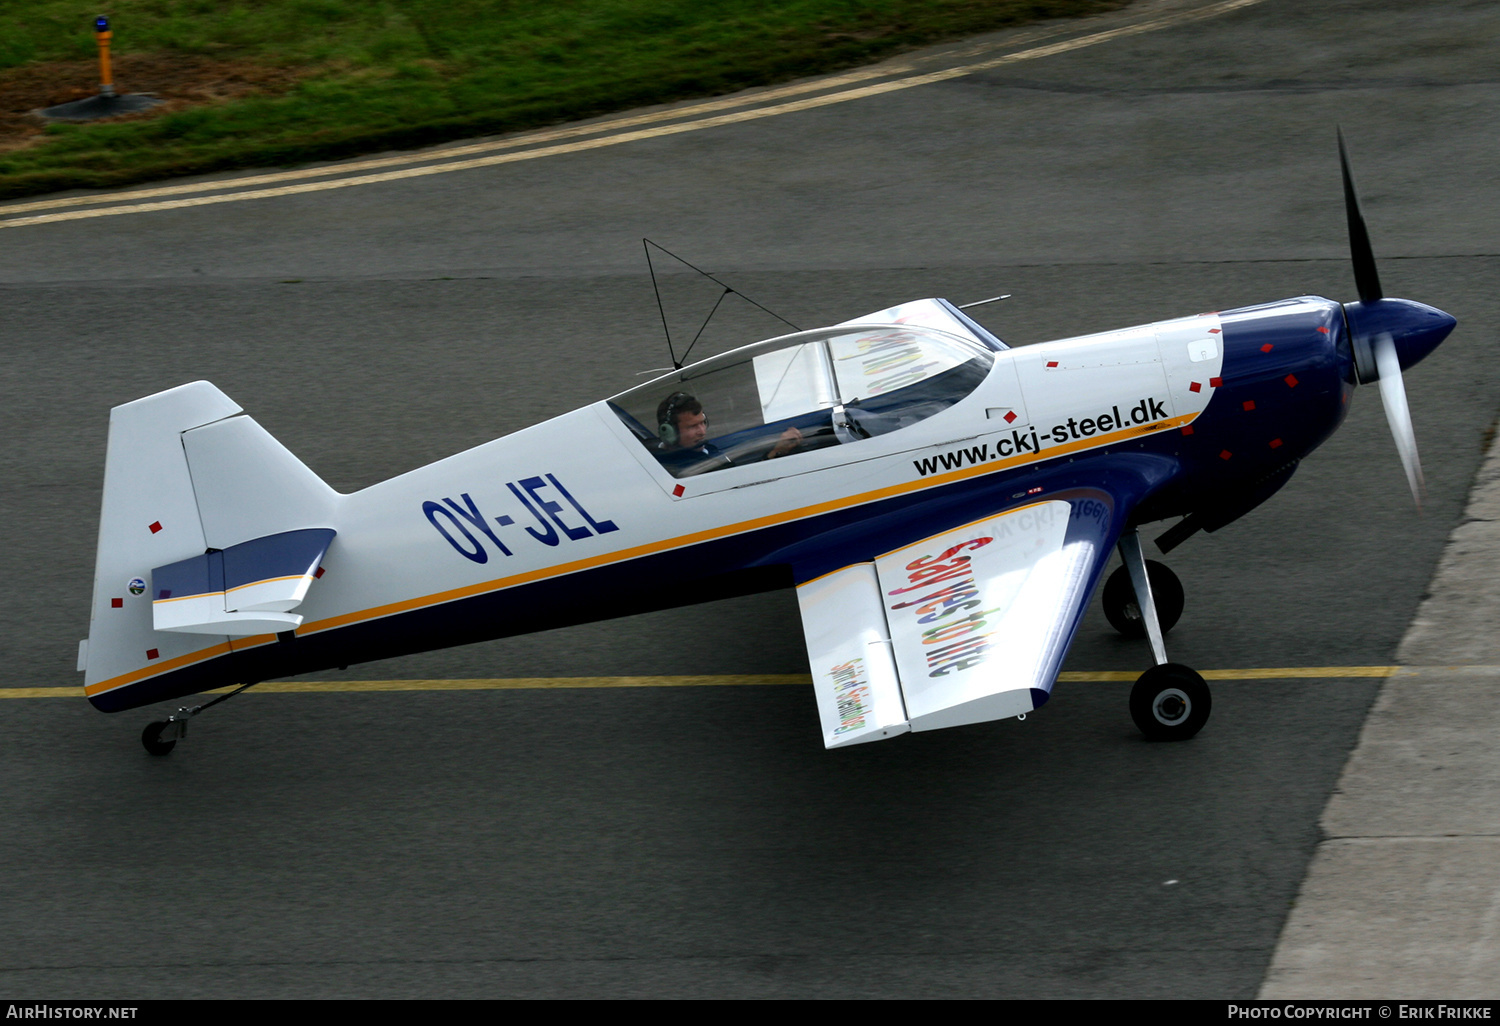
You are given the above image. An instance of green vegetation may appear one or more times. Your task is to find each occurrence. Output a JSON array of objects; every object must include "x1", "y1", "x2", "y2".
[{"x1": 0, "y1": 1, "x2": 1127, "y2": 198}]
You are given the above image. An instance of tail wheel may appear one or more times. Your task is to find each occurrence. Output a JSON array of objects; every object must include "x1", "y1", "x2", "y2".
[
  {"x1": 141, "y1": 721, "x2": 177, "y2": 756},
  {"x1": 1103, "y1": 560, "x2": 1184, "y2": 638},
  {"x1": 1130, "y1": 663, "x2": 1211, "y2": 741}
]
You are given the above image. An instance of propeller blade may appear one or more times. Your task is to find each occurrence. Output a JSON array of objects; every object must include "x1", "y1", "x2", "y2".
[
  {"x1": 1338, "y1": 128, "x2": 1384, "y2": 304},
  {"x1": 1373, "y1": 332, "x2": 1424, "y2": 506}
]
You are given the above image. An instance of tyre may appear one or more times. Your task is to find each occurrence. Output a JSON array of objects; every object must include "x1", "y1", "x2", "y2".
[
  {"x1": 1103, "y1": 560, "x2": 1184, "y2": 638},
  {"x1": 141, "y1": 721, "x2": 177, "y2": 756},
  {"x1": 1129, "y1": 663, "x2": 1211, "y2": 741}
]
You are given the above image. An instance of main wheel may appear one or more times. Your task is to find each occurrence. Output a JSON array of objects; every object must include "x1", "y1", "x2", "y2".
[
  {"x1": 1130, "y1": 663, "x2": 1211, "y2": 741},
  {"x1": 141, "y1": 721, "x2": 177, "y2": 756},
  {"x1": 1103, "y1": 560, "x2": 1184, "y2": 638}
]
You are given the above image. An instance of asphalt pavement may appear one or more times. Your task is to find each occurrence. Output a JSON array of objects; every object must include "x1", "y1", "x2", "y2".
[{"x1": 1, "y1": 0, "x2": 1496, "y2": 998}]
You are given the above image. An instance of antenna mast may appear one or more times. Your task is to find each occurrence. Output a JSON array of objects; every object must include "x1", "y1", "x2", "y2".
[{"x1": 643, "y1": 239, "x2": 801, "y2": 369}]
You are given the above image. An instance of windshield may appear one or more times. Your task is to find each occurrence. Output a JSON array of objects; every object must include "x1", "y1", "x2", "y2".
[{"x1": 610, "y1": 325, "x2": 993, "y2": 478}]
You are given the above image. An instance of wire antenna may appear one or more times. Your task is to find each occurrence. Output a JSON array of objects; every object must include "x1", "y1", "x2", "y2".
[
  {"x1": 644, "y1": 239, "x2": 678, "y2": 369},
  {"x1": 958, "y1": 294, "x2": 1011, "y2": 310},
  {"x1": 643, "y1": 239, "x2": 800, "y2": 368}
]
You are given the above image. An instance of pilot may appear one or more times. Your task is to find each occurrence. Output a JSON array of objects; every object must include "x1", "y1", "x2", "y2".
[
  {"x1": 656, "y1": 392, "x2": 716, "y2": 458},
  {"x1": 656, "y1": 392, "x2": 803, "y2": 468}
]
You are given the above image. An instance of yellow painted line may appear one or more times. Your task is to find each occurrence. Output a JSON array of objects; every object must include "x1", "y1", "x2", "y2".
[
  {"x1": 209, "y1": 675, "x2": 815, "y2": 694},
  {"x1": 0, "y1": 58, "x2": 960, "y2": 217},
  {"x1": 1, "y1": 19, "x2": 1105, "y2": 218},
  {"x1": 0, "y1": 0, "x2": 1267, "y2": 231},
  {"x1": 1056, "y1": 666, "x2": 1400, "y2": 682},
  {"x1": 15, "y1": 667, "x2": 1411, "y2": 700}
]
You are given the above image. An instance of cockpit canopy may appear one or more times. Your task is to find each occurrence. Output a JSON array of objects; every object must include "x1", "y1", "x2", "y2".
[{"x1": 609, "y1": 324, "x2": 995, "y2": 477}]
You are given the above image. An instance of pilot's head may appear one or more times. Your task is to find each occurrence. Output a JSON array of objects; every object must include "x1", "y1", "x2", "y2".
[{"x1": 658, "y1": 392, "x2": 708, "y2": 450}]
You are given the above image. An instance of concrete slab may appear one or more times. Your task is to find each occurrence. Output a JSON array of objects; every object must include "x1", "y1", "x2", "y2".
[
  {"x1": 1262, "y1": 439, "x2": 1500, "y2": 998},
  {"x1": 1399, "y1": 449, "x2": 1500, "y2": 665},
  {"x1": 1264, "y1": 837, "x2": 1500, "y2": 999}
]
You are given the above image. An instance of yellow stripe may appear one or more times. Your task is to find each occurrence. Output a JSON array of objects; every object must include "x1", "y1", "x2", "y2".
[
  {"x1": 152, "y1": 574, "x2": 310, "y2": 604},
  {"x1": 1055, "y1": 666, "x2": 1400, "y2": 682},
  {"x1": 225, "y1": 574, "x2": 309, "y2": 595},
  {"x1": 24, "y1": 666, "x2": 1408, "y2": 700},
  {"x1": 83, "y1": 412, "x2": 1199, "y2": 698},
  {"x1": 84, "y1": 641, "x2": 235, "y2": 697},
  {"x1": 285, "y1": 415, "x2": 1194, "y2": 638},
  {"x1": 0, "y1": 0, "x2": 1267, "y2": 230}
]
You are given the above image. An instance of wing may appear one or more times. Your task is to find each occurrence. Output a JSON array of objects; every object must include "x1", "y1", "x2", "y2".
[{"x1": 797, "y1": 490, "x2": 1126, "y2": 748}]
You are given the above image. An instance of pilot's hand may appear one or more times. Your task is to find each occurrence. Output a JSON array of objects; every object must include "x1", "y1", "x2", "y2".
[{"x1": 767, "y1": 427, "x2": 803, "y2": 459}]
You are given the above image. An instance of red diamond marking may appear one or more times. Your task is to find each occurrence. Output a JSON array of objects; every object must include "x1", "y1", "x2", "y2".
[
  {"x1": 1189, "y1": 381, "x2": 1202, "y2": 393},
  {"x1": 146, "y1": 648, "x2": 159, "y2": 660},
  {"x1": 1003, "y1": 410, "x2": 1017, "y2": 424},
  {"x1": 672, "y1": 484, "x2": 686, "y2": 498},
  {"x1": 1243, "y1": 400, "x2": 1256, "y2": 411},
  {"x1": 1046, "y1": 361, "x2": 1059, "y2": 369},
  {"x1": 1210, "y1": 377, "x2": 1223, "y2": 387},
  {"x1": 1260, "y1": 344, "x2": 1274, "y2": 353},
  {"x1": 1181, "y1": 426, "x2": 1194, "y2": 436},
  {"x1": 1219, "y1": 450, "x2": 1233, "y2": 460},
  {"x1": 314, "y1": 567, "x2": 325, "y2": 579},
  {"x1": 1285, "y1": 374, "x2": 1299, "y2": 388},
  {"x1": 110, "y1": 597, "x2": 123, "y2": 608},
  {"x1": 1317, "y1": 326, "x2": 1330, "y2": 334},
  {"x1": 1208, "y1": 328, "x2": 1222, "y2": 334},
  {"x1": 148, "y1": 521, "x2": 162, "y2": 534},
  {"x1": 1270, "y1": 438, "x2": 1284, "y2": 449}
]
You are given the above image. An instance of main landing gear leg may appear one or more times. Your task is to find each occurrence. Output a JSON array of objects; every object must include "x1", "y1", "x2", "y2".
[
  {"x1": 1117, "y1": 530, "x2": 1210, "y2": 741},
  {"x1": 140, "y1": 682, "x2": 256, "y2": 756}
]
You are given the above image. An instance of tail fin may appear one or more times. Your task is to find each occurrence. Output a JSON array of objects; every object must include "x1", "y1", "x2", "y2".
[{"x1": 80, "y1": 381, "x2": 339, "y2": 710}]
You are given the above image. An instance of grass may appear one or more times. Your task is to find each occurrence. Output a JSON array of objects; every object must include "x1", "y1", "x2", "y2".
[{"x1": 0, "y1": 1, "x2": 1128, "y2": 198}]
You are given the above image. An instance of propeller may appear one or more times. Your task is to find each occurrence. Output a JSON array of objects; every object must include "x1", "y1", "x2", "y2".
[
  {"x1": 1373, "y1": 332, "x2": 1424, "y2": 502},
  {"x1": 1339, "y1": 129, "x2": 1383, "y2": 305},
  {"x1": 1339, "y1": 129, "x2": 1426, "y2": 507}
]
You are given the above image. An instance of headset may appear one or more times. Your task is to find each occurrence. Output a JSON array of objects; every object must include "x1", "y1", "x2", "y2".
[{"x1": 657, "y1": 392, "x2": 703, "y2": 447}]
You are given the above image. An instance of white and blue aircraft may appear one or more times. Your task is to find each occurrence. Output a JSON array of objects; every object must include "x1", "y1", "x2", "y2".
[{"x1": 77, "y1": 139, "x2": 1456, "y2": 754}]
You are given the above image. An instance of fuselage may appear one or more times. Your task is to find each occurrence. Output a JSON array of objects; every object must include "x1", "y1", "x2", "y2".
[{"x1": 86, "y1": 295, "x2": 1356, "y2": 712}]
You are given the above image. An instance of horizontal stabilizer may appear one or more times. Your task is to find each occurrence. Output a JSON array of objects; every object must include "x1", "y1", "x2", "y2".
[
  {"x1": 153, "y1": 528, "x2": 335, "y2": 636},
  {"x1": 797, "y1": 563, "x2": 909, "y2": 748}
]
